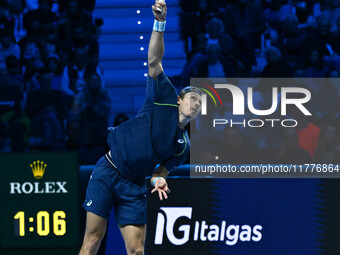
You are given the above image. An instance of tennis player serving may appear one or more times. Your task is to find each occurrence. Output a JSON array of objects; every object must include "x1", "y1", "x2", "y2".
[{"x1": 79, "y1": 1, "x2": 202, "y2": 254}]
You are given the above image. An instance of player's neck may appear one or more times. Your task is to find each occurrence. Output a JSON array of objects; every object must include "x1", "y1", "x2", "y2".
[{"x1": 178, "y1": 112, "x2": 190, "y2": 130}]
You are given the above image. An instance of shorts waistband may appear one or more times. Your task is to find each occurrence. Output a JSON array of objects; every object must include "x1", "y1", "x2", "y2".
[{"x1": 104, "y1": 153, "x2": 145, "y2": 186}]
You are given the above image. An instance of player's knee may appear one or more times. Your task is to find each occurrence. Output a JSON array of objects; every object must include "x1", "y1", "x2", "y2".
[{"x1": 128, "y1": 247, "x2": 144, "y2": 255}]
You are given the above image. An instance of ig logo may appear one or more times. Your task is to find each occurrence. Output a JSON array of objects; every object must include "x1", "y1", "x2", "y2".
[{"x1": 154, "y1": 207, "x2": 192, "y2": 245}]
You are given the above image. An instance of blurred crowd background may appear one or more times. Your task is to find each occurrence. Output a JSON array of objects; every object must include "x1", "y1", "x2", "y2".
[{"x1": 0, "y1": 0, "x2": 339, "y2": 164}]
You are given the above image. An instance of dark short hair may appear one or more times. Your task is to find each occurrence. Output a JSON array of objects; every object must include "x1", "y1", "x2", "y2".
[{"x1": 179, "y1": 86, "x2": 203, "y2": 99}]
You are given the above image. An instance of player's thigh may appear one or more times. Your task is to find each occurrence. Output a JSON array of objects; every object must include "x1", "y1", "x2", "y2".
[
  {"x1": 83, "y1": 211, "x2": 107, "y2": 241},
  {"x1": 119, "y1": 224, "x2": 146, "y2": 253}
]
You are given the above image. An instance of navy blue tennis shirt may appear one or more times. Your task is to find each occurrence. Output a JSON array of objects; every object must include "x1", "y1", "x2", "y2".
[{"x1": 107, "y1": 72, "x2": 190, "y2": 183}]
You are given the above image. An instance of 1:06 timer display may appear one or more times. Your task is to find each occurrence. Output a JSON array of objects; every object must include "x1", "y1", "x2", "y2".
[
  {"x1": 0, "y1": 152, "x2": 80, "y2": 251},
  {"x1": 14, "y1": 211, "x2": 66, "y2": 237}
]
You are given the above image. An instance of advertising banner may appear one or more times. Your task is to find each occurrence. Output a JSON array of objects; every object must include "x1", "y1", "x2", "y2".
[{"x1": 146, "y1": 177, "x2": 340, "y2": 255}]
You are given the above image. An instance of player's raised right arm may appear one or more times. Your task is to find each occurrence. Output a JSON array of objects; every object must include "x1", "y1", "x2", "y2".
[{"x1": 148, "y1": 0, "x2": 167, "y2": 79}]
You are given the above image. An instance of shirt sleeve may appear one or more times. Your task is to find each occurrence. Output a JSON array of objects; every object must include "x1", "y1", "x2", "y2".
[
  {"x1": 162, "y1": 156, "x2": 184, "y2": 172},
  {"x1": 146, "y1": 72, "x2": 177, "y2": 105},
  {"x1": 162, "y1": 150, "x2": 189, "y2": 172}
]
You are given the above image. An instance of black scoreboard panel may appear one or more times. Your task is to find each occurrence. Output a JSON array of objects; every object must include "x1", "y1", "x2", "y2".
[{"x1": 0, "y1": 152, "x2": 81, "y2": 254}]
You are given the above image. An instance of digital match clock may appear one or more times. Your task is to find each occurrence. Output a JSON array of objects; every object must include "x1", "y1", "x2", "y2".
[
  {"x1": 0, "y1": 152, "x2": 81, "y2": 254},
  {"x1": 14, "y1": 211, "x2": 66, "y2": 237}
]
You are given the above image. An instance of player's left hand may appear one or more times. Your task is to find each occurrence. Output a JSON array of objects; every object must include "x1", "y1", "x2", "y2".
[{"x1": 151, "y1": 177, "x2": 170, "y2": 200}]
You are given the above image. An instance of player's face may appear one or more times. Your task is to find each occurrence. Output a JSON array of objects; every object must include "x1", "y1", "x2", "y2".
[{"x1": 178, "y1": 92, "x2": 202, "y2": 120}]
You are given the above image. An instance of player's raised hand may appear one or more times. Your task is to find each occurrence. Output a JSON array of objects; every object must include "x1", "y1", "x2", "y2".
[
  {"x1": 152, "y1": 0, "x2": 167, "y2": 21},
  {"x1": 151, "y1": 177, "x2": 170, "y2": 200}
]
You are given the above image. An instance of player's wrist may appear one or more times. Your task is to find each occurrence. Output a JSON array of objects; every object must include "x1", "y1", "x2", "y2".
[
  {"x1": 153, "y1": 19, "x2": 166, "y2": 32},
  {"x1": 152, "y1": 176, "x2": 165, "y2": 186}
]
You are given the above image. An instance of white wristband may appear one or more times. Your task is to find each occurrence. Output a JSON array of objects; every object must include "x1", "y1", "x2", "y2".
[
  {"x1": 153, "y1": 20, "x2": 166, "y2": 32},
  {"x1": 152, "y1": 177, "x2": 163, "y2": 186}
]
